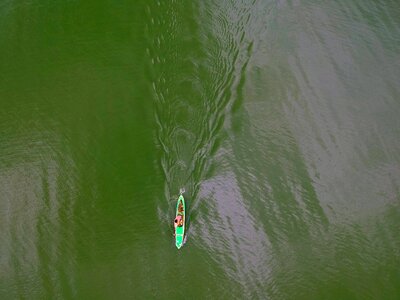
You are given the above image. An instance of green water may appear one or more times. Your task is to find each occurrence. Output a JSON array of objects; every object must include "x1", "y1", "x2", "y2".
[{"x1": 1, "y1": 0, "x2": 400, "y2": 298}]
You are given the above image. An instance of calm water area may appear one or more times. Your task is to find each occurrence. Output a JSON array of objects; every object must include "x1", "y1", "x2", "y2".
[{"x1": 1, "y1": 0, "x2": 400, "y2": 299}]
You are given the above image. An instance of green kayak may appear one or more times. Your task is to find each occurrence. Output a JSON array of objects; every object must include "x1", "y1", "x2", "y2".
[{"x1": 175, "y1": 194, "x2": 185, "y2": 249}]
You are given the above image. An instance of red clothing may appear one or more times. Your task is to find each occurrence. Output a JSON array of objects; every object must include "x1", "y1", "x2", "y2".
[{"x1": 174, "y1": 215, "x2": 183, "y2": 228}]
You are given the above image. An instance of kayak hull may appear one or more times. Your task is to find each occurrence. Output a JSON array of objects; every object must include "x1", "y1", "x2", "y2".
[{"x1": 175, "y1": 195, "x2": 185, "y2": 249}]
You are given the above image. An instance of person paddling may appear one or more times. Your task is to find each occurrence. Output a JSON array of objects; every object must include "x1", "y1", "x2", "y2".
[{"x1": 174, "y1": 215, "x2": 183, "y2": 229}]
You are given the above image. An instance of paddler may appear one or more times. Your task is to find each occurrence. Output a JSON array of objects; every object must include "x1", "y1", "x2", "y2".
[
  {"x1": 174, "y1": 215, "x2": 183, "y2": 228},
  {"x1": 173, "y1": 215, "x2": 183, "y2": 237},
  {"x1": 178, "y1": 203, "x2": 184, "y2": 213}
]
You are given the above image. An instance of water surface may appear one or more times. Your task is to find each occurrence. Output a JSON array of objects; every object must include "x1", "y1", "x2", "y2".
[{"x1": 1, "y1": 0, "x2": 400, "y2": 298}]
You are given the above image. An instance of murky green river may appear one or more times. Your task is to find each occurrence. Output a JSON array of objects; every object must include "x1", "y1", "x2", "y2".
[{"x1": 1, "y1": 0, "x2": 400, "y2": 299}]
